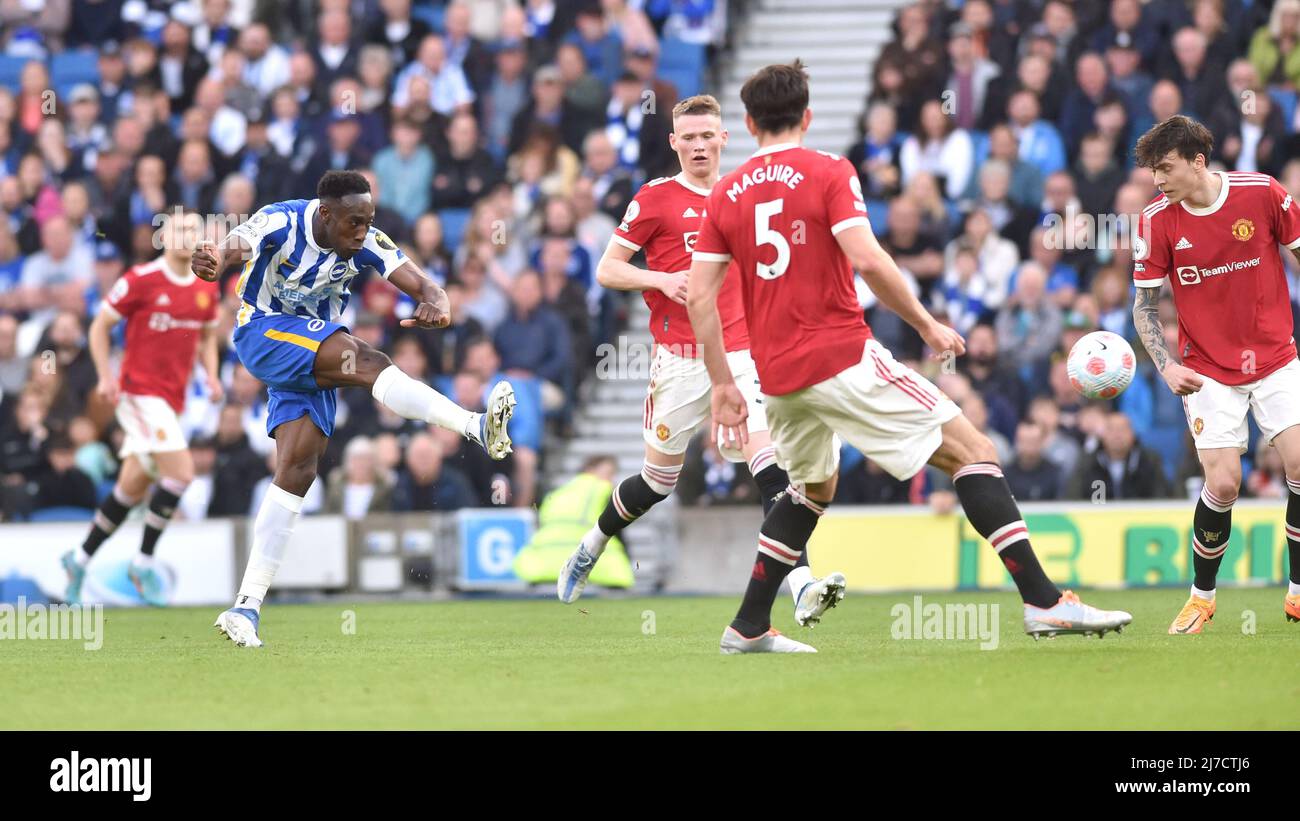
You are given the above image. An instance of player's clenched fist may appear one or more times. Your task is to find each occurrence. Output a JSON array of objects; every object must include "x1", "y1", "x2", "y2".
[
  {"x1": 1161, "y1": 362, "x2": 1204, "y2": 395},
  {"x1": 400, "y1": 287, "x2": 451, "y2": 329},
  {"x1": 192, "y1": 241, "x2": 222, "y2": 282},
  {"x1": 96, "y1": 376, "x2": 120, "y2": 405},
  {"x1": 659, "y1": 270, "x2": 689, "y2": 305}
]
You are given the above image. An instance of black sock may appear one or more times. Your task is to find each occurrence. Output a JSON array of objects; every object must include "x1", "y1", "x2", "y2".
[
  {"x1": 1286, "y1": 479, "x2": 1300, "y2": 585},
  {"x1": 1193, "y1": 486, "x2": 1235, "y2": 591},
  {"x1": 952, "y1": 462, "x2": 1060, "y2": 608},
  {"x1": 751, "y1": 458, "x2": 789, "y2": 516},
  {"x1": 140, "y1": 482, "x2": 184, "y2": 556},
  {"x1": 596, "y1": 464, "x2": 678, "y2": 538},
  {"x1": 732, "y1": 487, "x2": 826, "y2": 637},
  {"x1": 82, "y1": 490, "x2": 135, "y2": 556}
]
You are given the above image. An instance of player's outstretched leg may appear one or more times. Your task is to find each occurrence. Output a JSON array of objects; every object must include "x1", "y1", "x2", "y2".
[
  {"x1": 744, "y1": 443, "x2": 847, "y2": 626},
  {"x1": 1171, "y1": 452, "x2": 1238, "y2": 633},
  {"x1": 559, "y1": 453, "x2": 682, "y2": 603},
  {"x1": 62, "y1": 456, "x2": 151, "y2": 603},
  {"x1": 932, "y1": 416, "x2": 1132, "y2": 638},
  {"x1": 215, "y1": 417, "x2": 324, "y2": 648},
  {"x1": 316, "y1": 331, "x2": 514, "y2": 460},
  {"x1": 720, "y1": 484, "x2": 827, "y2": 654}
]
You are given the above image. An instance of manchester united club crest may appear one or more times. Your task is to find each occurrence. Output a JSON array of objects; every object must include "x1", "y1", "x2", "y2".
[
  {"x1": 1231, "y1": 218, "x2": 1255, "y2": 241},
  {"x1": 1193, "y1": 417, "x2": 1204, "y2": 436},
  {"x1": 655, "y1": 423, "x2": 670, "y2": 442},
  {"x1": 196, "y1": 291, "x2": 211, "y2": 310}
]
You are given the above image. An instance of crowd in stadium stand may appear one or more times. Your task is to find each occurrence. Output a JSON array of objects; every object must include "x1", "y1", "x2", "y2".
[
  {"x1": 684, "y1": 0, "x2": 1300, "y2": 509},
  {"x1": 0, "y1": 0, "x2": 724, "y2": 521},
  {"x1": 4, "y1": 0, "x2": 1300, "y2": 522}
]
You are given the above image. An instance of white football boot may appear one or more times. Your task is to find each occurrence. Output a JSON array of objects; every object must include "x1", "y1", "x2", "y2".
[
  {"x1": 794, "y1": 572, "x2": 847, "y2": 627},
  {"x1": 719, "y1": 626, "x2": 817, "y2": 654}
]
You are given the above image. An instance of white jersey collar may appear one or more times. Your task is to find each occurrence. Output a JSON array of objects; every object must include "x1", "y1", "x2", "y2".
[
  {"x1": 157, "y1": 256, "x2": 196, "y2": 286},
  {"x1": 673, "y1": 172, "x2": 713, "y2": 196}
]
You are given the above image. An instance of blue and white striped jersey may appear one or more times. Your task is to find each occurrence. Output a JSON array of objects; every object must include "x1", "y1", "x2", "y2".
[{"x1": 231, "y1": 198, "x2": 406, "y2": 326}]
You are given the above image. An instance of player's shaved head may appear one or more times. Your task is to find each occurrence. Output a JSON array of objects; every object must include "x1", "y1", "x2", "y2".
[{"x1": 740, "y1": 60, "x2": 809, "y2": 134}]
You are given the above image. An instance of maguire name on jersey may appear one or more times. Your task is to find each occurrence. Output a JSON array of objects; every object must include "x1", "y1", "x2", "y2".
[{"x1": 231, "y1": 198, "x2": 406, "y2": 327}]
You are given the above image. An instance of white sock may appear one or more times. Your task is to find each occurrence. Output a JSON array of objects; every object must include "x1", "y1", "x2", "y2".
[
  {"x1": 787, "y1": 565, "x2": 814, "y2": 604},
  {"x1": 235, "y1": 484, "x2": 304, "y2": 611},
  {"x1": 74, "y1": 546, "x2": 91, "y2": 566},
  {"x1": 1191, "y1": 584, "x2": 1215, "y2": 601},
  {"x1": 1289, "y1": 581, "x2": 1300, "y2": 596},
  {"x1": 372, "y1": 365, "x2": 474, "y2": 437},
  {"x1": 581, "y1": 526, "x2": 611, "y2": 559}
]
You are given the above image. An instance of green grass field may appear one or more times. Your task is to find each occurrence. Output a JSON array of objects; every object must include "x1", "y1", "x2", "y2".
[{"x1": 6, "y1": 588, "x2": 1298, "y2": 729}]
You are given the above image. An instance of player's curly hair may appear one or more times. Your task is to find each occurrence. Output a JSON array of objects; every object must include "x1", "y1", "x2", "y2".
[
  {"x1": 1134, "y1": 115, "x2": 1214, "y2": 169},
  {"x1": 740, "y1": 60, "x2": 809, "y2": 134},
  {"x1": 317, "y1": 169, "x2": 371, "y2": 201}
]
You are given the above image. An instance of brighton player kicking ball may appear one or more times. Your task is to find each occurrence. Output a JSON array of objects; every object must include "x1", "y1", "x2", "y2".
[{"x1": 1130, "y1": 115, "x2": 1300, "y2": 633}]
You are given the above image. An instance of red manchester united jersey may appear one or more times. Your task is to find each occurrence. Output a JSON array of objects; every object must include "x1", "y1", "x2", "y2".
[
  {"x1": 612, "y1": 173, "x2": 750, "y2": 353},
  {"x1": 692, "y1": 143, "x2": 873, "y2": 395},
  {"x1": 1134, "y1": 171, "x2": 1300, "y2": 386},
  {"x1": 103, "y1": 257, "x2": 220, "y2": 413}
]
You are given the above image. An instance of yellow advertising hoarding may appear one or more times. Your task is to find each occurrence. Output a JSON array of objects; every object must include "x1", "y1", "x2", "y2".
[{"x1": 807, "y1": 501, "x2": 1293, "y2": 591}]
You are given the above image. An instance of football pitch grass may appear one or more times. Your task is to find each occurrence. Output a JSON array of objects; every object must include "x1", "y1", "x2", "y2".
[{"x1": 7, "y1": 588, "x2": 1297, "y2": 730}]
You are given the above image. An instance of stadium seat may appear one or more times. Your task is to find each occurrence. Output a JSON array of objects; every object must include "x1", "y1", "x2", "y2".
[
  {"x1": 1268, "y1": 87, "x2": 1297, "y2": 134},
  {"x1": 438, "y1": 207, "x2": 472, "y2": 254},
  {"x1": 412, "y1": 1, "x2": 446, "y2": 34},
  {"x1": 658, "y1": 37, "x2": 705, "y2": 99},
  {"x1": 51, "y1": 50, "x2": 99, "y2": 91},
  {"x1": 0, "y1": 55, "x2": 32, "y2": 92},
  {"x1": 27, "y1": 507, "x2": 94, "y2": 523},
  {"x1": 866, "y1": 198, "x2": 890, "y2": 234}
]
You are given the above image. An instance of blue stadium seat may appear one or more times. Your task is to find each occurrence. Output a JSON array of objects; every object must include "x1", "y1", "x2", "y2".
[
  {"x1": 51, "y1": 50, "x2": 99, "y2": 91},
  {"x1": 413, "y1": 1, "x2": 446, "y2": 33},
  {"x1": 0, "y1": 55, "x2": 33, "y2": 92},
  {"x1": 1268, "y1": 87, "x2": 1297, "y2": 134},
  {"x1": 28, "y1": 507, "x2": 94, "y2": 523},
  {"x1": 438, "y1": 207, "x2": 472, "y2": 254},
  {"x1": 658, "y1": 37, "x2": 705, "y2": 99},
  {"x1": 866, "y1": 198, "x2": 890, "y2": 234}
]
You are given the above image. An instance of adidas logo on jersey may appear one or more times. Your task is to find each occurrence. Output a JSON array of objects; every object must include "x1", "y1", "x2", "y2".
[
  {"x1": 1175, "y1": 237, "x2": 1194, "y2": 250},
  {"x1": 682, "y1": 207, "x2": 698, "y2": 218},
  {"x1": 155, "y1": 294, "x2": 171, "y2": 306}
]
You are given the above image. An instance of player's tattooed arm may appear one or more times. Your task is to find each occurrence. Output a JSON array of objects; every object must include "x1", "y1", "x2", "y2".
[
  {"x1": 1131, "y1": 286, "x2": 1169, "y2": 372},
  {"x1": 388, "y1": 261, "x2": 451, "y2": 329},
  {"x1": 1133, "y1": 285, "x2": 1204, "y2": 395},
  {"x1": 597, "y1": 240, "x2": 685, "y2": 304}
]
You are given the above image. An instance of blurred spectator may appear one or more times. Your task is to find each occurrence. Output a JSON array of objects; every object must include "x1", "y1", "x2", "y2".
[
  {"x1": 565, "y1": 5, "x2": 623, "y2": 88},
  {"x1": 900, "y1": 100, "x2": 974, "y2": 201},
  {"x1": 432, "y1": 112, "x2": 501, "y2": 209},
  {"x1": 1004, "y1": 421, "x2": 1062, "y2": 501},
  {"x1": 443, "y1": 1, "x2": 496, "y2": 96},
  {"x1": 1166, "y1": 26, "x2": 1227, "y2": 121},
  {"x1": 1074, "y1": 131, "x2": 1125, "y2": 217},
  {"x1": 0, "y1": 389, "x2": 48, "y2": 519},
  {"x1": 996, "y1": 262, "x2": 1063, "y2": 377},
  {"x1": 0, "y1": 314, "x2": 25, "y2": 396},
  {"x1": 946, "y1": 22, "x2": 1001, "y2": 131},
  {"x1": 240, "y1": 23, "x2": 291, "y2": 97},
  {"x1": 848, "y1": 103, "x2": 904, "y2": 202},
  {"x1": 392, "y1": 34, "x2": 475, "y2": 116},
  {"x1": 178, "y1": 436, "x2": 217, "y2": 521},
  {"x1": 209, "y1": 403, "x2": 268, "y2": 517},
  {"x1": 1248, "y1": 0, "x2": 1300, "y2": 89},
  {"x1": 34, "y1": 432, "x2": 96, "y2": 513},
  {"x1": 876, "y1": 4, "x2": 945, "y2": 130},
  {"x1": 313, "y1": 8, "x2": 361, "y2": 89},
  {"x1": 159, "y1": 20, "x2": 209, "y2": 112},
  {"x1": 962, "y1": 159, "x2": 1038, "y2": 253},
  {"x1": 677, "y1": 432, "x2": 756, "y2": 506},
  {"x1": 365, "y1": 0, "x2": 433, "y2": 65},
  {"x1": 581, "y1": 130, "x2": 635, "y2": 222},
  {"x1": 69, "y1": 415, "x2": 114, "y2": 486},
  {"x1": 391, "y1": 432, "x2": 476, "y2": 511},
  {"x1": 483, "y1": 39, "x2": 531, "y2": 159},
  {"x1": 495, "y1": 270, "x2": 572, "y2": 412},
  {"x1": 1067, "y1": 412, "x2": 1171, "y2": 500},
  {"x1": 1247, "y1": 438, "x2": 1287, "y2": 499},
  {"x1": 1028, "y1": 396, "x2": 1082, "y2": 481},
  {"x1": 372, "y1": 117, "x2": 435, "y2": 225},
  {"x1": 1007, "y1": 88, "x2": 1066, "y2": 177},
  {"x1": 947, "y1": 208, "x2": 1018, "y2": 311},
  {"x1": 20, "y1": 219, "x2": 94, "y2": 315}
]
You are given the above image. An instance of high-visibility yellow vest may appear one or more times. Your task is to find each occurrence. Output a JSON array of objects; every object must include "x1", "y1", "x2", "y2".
[{"x1": 513, "y1": 473, "x2": 635, "y2": 588}]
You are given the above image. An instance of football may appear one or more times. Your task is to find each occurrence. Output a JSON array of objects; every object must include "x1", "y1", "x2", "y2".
[{"x1": 1067, "y1": 331, "x2": 1137, "y2": 400}]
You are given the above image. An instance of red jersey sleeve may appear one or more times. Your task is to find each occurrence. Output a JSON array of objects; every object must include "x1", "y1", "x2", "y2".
[
  {"x1": 102, "y1": 270, "x2": 143, "y2": 319},
  {"x1": 1134, "y1": 202, "x2": 1171, "y2": 288},
  {"x1": 692, "y1": 186, "x2": 731, "y2": 263},
  {"x1": 825, "y1": 155, "x2": 871, "y2": 236},
  {"x1": 612, "y1": 187, "x2": 662, "y2": 253},
  {"x1": 1269, "y1": 177, "x2": 1300, "y2": 250}
]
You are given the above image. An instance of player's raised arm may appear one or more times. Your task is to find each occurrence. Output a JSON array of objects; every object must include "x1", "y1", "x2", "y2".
[
  {"x1": 596, "y1": 239, "x2": 688, "y2": 304},
  {"x1": 835, "y1": 223, "x2": 965, "y2": 358}
]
